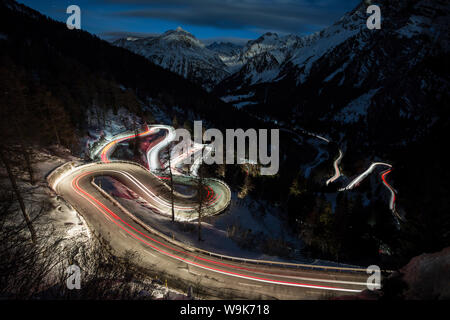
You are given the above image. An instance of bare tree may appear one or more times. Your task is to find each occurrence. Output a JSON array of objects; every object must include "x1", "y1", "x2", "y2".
[
  {"x1": 12, "y1": 119, "x2": 34, "y2": 185},
  {"x1": 216, "y1": 163, "x2": 226, "y2": 178},
  {"x1": 238, "y1": 164, "x2": 254, "y2": 199},
  {"x1": 40, "y1": 91, "x2": 76, "y2": 148},
  {"x1": 161, "y1": 143, "x2": 176, "y2": 222},
  {"x1": 153, "y1": 143, "x2": 177, "y2": 222},
  {"x1": 0, "y1": 197, "x2": 58, "y2": 298},
  {"x1": 0, "y1": 145, "x2": 36, "y2": 243},
  {"x1": 130, "y1": 118, "x2": 141, "y2": 157},
  {"x1": 22, "y1": 148, "x2": 34, "y2": 185},
  {"x1": 48, "y1": 108, "x2": 61, "y2": 146},
  {"x1": 167, "y1": 144, "x2": 175, "y2": 223},
  {"x1": 195, "y1": 147, "x2": 207, "y2": 242},
  {"x1": 0, "y1": 193, "x2": 158, "y2": 299}
]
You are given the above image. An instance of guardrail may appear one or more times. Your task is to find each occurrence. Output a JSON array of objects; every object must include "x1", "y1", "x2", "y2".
[
  {"x1": 151, "y1": 170, "x2": 232, "y2": 216},
  {"x1": 51, "y1": 159, "x2": 384, "y2": 274},
  {"x1": 203, "y1": 177, "x2": 232, "y2": 216},
  {"x1": 90, "y1": 177, "x2": 196, "y2": 253},
  {"x1": 89, "y1": 130, "x2": 136, "y2": 160},
  {"x1": 46, "y1": 161, "x2": 79, "y2": 191},
  {"x1": 90, "y1": 174, "x2": 371, "y2": 274},
  {"x1": 47, "y1": 161, "x2": 101, "y2": 191}
]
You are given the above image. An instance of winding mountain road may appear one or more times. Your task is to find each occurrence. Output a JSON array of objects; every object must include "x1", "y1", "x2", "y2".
[
  {"x1": 282, "y1": 127, "x2": 399, "y2": 218},
  {"x1": 49, "y1": 124, "x2": 372, "y2": 299},
  {"x1": 339, "y1": 162, "x2": 392, "y2": 191},
  {"x1": 326, "y1": 149, "x2": 343, "y2": 186}
]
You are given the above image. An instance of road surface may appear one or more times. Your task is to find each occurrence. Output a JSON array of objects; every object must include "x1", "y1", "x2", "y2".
[
  {"x1": 326, "y1": 149, "x2": 343, "y2": 186},
  {"x1": 281, "y1": 127, "x2": 398, "y2": 217},
  {"x1": 54, "y1": 161, "x2": 370, "y2": 299},
  {"x1": 49, "y1": 125, "x2": 373, "y2": 299}
]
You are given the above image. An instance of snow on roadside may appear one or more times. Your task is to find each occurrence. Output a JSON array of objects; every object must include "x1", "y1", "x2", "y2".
[
  {"x1": 26, "y1": 148, "x2": 91, "y2": 241},
  {"x1": 101, "y1": 177, "x2": 358, "y2": 267},
  {"x1": 116, "y1": 192, "x2": 302, "y2": 262},
  {"x1": 84, "y1": 107, "x2": 143, "y2": 156},
  {"x1": 1, "y1": 147, "x2": 189, "y2": 299},
  {"x1": 96, "y1": 173, "x2": 300, "y2": 260},
  {"x1": 0, "y1": 148, "x2": 92, "y2": 292}
]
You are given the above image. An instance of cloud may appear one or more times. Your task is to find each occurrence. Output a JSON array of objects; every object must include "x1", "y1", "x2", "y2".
[
  {"x1": 100, "y1": 30, "x2": 159, "y2": 41},
  {"x1": 100, "y1": 0, "x2": 360, "y2": 34},
  {"x1": 101, "y1": 30, "x2": 251, "y2": 45}
]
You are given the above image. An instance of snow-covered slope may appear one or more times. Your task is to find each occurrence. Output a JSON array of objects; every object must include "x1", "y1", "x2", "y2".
[
  {"x1": 111, "y1": 5, "x2": 375, "y2": 94},
  {"x1": 206, "y1": 42, "x2": 242, "y2": 59},
  {"x1": 216, "y1": 33, "x2": 304, "y2": 88},
  {"x1": 216, "y1": 2, "x2": 369, "y2": 94},
  {"x1": 215, "y1": 0, "x2": 449, "y2": 143},
  {"x1": 114, "y1": 29, "x2": 305, "y2": 91},
  {"x1": 114, "y1": 27, "x2": 230, "y2": 91},
  {"x1": 113, "y1": 0, "x2": 448, "y2": 140}
]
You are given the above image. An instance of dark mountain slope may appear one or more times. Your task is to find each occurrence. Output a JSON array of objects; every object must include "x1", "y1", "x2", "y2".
[
  {"x1": 215, "y1": 0, "x2": 449, "y2": 150},
  {"x1": 0, "y1": 0, "x2": 256, "y2": 151},
  {"x1": 114, "y1": 27, "x2": 231, "y2": 90}
]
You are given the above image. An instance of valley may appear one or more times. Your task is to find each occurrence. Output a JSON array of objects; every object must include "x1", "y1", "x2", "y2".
[{"x1": 0, "y1": 0, "x2": 448, "y2": 301}]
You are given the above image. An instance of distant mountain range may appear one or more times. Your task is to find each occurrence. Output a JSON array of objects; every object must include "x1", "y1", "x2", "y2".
[
  {"x1": 113, "y1": 27, "x2": 313, "y2": 91},
  {"x1": 114, "y1": 27, "x2": 232, "y2": 91},
  {"x1": 0, "y1": 0, "x2": 260, "y2": 145},
  {"x1": 113, "y1": 27, "x2": 306, "y2": 92},
  {"x1": 1, "y1": 0, "x2": 450, "y2": 278},
  {"x1": 113, "y1": 0, "x2": 449, "y2": 146},
  {"x1": 2, "y1": 0, "x2": 448, "y2": 149}
]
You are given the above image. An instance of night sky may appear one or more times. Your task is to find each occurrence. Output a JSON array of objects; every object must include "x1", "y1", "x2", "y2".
[{"x1": 17, "y1": 0, "x2": 360, "y2": 43}]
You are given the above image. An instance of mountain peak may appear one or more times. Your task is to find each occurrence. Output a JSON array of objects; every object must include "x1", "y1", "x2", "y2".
[
  {"x1": 163, "y1": 26, "x2": 193, "y2": 36},
  {"x1": 161, "y1": 27, "x2": 200, "y2": 42},
  {"x1": 262, "y1": 32, "x2": 278, "y2": 38}
]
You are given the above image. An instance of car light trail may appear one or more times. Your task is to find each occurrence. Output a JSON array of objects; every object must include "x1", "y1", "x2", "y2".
[
  {"x1": 99, "y1": 169, "x2": 220, "y2": 210},
  {"x1": 71, "y1": 171, "x2": 363, "y2": 293},
  {"x1": 49, "y1": 124, "x2": 376, "y2": 296},
  {"x1": 340, "y1": 162, "x2": 392, "y2": 191},
  {"x1": 100, "y1": 127, "x2": 155, "y2": 163},
  {"x1": 326, "y1": 149, "x2": 343, "y2": 185},
  {"x1": 380, "y1": 169, "x2": 402, "y2": 221},
  {"x1": 337, "y1": 162, "x2": 399, "y2": 218}
]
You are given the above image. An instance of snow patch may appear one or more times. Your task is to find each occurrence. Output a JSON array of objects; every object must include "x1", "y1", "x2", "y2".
[{"x1": 334, "y1": 88, "x2": 380, "y2": 123}]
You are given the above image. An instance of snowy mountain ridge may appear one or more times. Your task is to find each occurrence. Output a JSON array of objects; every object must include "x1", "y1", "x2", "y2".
[
  {"x1": 113, "y1": 27, "x2": 230, "y2": 91},
  {"x1": 113, "y1": 28, "x2": 311, "y2": 90},
  {"x1": 111, "y1": 1, "x2": 369, "y2": 91},
  {"x1": 113, "y1": 0, "x2": 449, "y2": 133}
]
